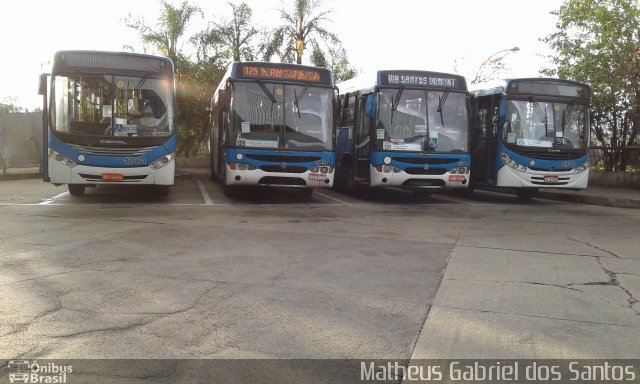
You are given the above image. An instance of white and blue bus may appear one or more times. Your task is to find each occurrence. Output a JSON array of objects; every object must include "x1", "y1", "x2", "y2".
[
  {"x1": 209, "y1": 62, "x2": 337, "y2": 197},
  {"x1": 335, "y1": 70, "x2": 471, "y2": 195},
  {"x1": 38, "y1": 50, "x2": 177, "y2": 196},
  {"x1": 469, "y1": 78, "x2": 591, "y2": 198}
]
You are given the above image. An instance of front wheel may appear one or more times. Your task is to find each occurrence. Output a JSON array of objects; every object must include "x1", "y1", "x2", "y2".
[
  {"x1": 68, "y1": 184, "x2": 85, "y2": 196},
  {"x1": 344, "y1": 165, "x2": 357, "y2": 195}
]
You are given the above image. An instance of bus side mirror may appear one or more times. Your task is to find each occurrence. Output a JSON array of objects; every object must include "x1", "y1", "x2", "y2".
[
  {"x1": 218, "y1": 90, "x2": 230, "y2": 112},
  {"x1": 38, "y1": 73, "x2": 49, "y2": 96},
  {"x1": 365, "y1": 95, "x2": 376, "y2": 118}
]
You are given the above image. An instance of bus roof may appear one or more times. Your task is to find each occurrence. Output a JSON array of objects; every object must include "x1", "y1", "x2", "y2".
[
  {"x1": 469, "y1": 77, "x2": 591, "y2": 99},
  {"x1": 51, "y1": 50, "x2": 174, "y2": 77},
  {"x1": 337, "y1": 70, "x2": 468, "y2": 95}
]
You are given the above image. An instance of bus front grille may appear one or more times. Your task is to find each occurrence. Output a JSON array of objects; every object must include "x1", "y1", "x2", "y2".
[
  {"x1": 530, "y1": 175, "x2": 571, "y2": 185},
  {"x1": 69, "y1": 144, "x2": 157, "y2": 157},
  {"x1": 392, "y1": 157, "x2": 459, "y2": 165},
  {"x1": 246, "y1": 154, "x2": 321, "y2": 163},
  {"x1": 258, "y1": 176, "x2": 307, "y2": 186},
  {"x1": 402, "y1": 179, "x2": 446, "y2": 188},
  {"x1": 79, "y1": 173, "x2": 148, "y2": 182},
  {"x1": 404, "y1": 167, "x2": 447, "y2": 175},
  {"x1": 259, "y1": 165, "x2": 307, "y2": 173}
]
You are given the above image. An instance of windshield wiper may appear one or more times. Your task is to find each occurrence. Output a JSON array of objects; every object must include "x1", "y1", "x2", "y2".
[
  {"x1": 256, "y1": 79, "x2": 277, "y2": 104},
  {"x1": 390, "y1": 85, "x2": 404, "y2": 125},
  {"x1": 529, "y1": 96, "x2": 549, "y2": 137},
  {"x1": 561, "y1": 100, "x2": 575, "y2": 136},
  {"x1": 293, "y1": 83, "x2": 310, "y2": 118},
  {"x1": 437, "y1": 89, "x2": 450, "y2": 126}
]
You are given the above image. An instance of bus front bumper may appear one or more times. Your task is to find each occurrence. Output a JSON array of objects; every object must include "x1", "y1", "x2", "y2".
[
  {"x1": 48, "y1": 161, "x2": 175, "y2": 186},
  {"x1": 226, "y1": 166, "x2": 334, "y2": 188},
  {"x1": 369, "y1": 166, "x2": 469, "y2": 189},
  {"x1": 497, "y1": 165, "x2": 589, "y2": 189}
]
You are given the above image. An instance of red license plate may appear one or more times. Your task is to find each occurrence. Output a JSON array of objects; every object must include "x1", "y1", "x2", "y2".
[
  {"x1": 449, "y1": 175, "x2": 466, "y2": 182},
  {"x1": 308, "y1": 173, "x2": 324, "y2": 181},
  {"x1": 544, "y1": 175, "x2": 559, "y2": 183},
  {"x1": 102, "y1": 173, "x2": 124, "y2": 181}
]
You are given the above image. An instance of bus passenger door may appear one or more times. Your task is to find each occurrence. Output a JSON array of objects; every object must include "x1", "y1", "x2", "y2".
[
  {"x1": 472, "y1": 95, "x2": 500, "y2": 185},
  {"x1": 354, "y1": 96, "x2": 371, "y2": 181}
]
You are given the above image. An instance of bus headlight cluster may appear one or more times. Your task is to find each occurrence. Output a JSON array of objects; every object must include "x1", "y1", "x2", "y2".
[
  {"x1": 49, "y1": 149, "x2": 77, "y2": 168},
  {"x1": 375, "y1": 165, "x2": 401, "y2": 173},
  {"x1": 229, "y1": 163, "x2": 255, "y2": 171},
  {"x1": 500, "y1": 153, "x2": 526, "y2": 173},
  {"x1": 450, "y1": 166, "x2": 469, "y2": 174},
  {"x1": 149, "y1": 153, "x2": 176, "y2": 170},
  {"x1": 572, "y1": 164, "x2": 589, "y2": 174},
  {"x1": 311, "y1": 166, "x2": 333, "y2": 174}
]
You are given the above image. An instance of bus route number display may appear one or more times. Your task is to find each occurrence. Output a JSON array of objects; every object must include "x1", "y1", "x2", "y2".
[
  {"x1": 241, "y1": 65, "x2": 324, "y2": 83},
  {"x1": 380, "y1": 71, "x2": 466, "y2": 90}
]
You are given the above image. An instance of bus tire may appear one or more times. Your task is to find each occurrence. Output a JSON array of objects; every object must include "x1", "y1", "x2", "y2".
[
  {"x1": 344, "y1": 165, "x2": 356, "y2": 195},
  {"x1": 516, "y1": 188, "x2": 538, "y2": 199},
  {"x1": 68, "y1": 184, "x2": 85, "y2": 196}
]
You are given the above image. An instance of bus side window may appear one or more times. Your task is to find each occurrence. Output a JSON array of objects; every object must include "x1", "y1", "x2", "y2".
[{"x1": 341, "y1": 94, "x2": 356, "y2": 127}]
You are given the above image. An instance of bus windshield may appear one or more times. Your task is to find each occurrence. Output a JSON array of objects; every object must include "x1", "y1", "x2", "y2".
[
  {"x1": 376, "y1": 89, "x2": 468, "y2": 152},
  {"x1": 230, "y1": 82, "x2": 333, "y2": 151},
  {"x1": 504, "y1": 99, "x2": 587, "y2": 149},
  {"x1": 51, "y1": 74, "x2": 174, "y2": 138}
]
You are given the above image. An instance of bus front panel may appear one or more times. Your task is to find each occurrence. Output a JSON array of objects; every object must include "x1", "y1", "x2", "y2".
[
  {"x1": 47, "y1": 134, "x2": 176, "y2": 186},
  {"x1": 369, "y1": 151, "x2": 470, "y2": 189},
  {"x1": 224, "y1": 148, "x2": 335, "y2": 188},
  {"x1": 495, "y1": 143, "x2": 589, "y2": 189}
]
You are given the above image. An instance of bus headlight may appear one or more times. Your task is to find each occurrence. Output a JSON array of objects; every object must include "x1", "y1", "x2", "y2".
[
  {"x1": 375, "y1": 165, "x2": 392, "y2": 173},
  {"x1": 229, "y1": 163, "x2": 255, "y2": 171},
  {"x1": 500, "y1": 153, "x2": 527, "y2": 173},
  {"x1": 150, "y1": 153, "x2": 176, "y2": 170},
  {"x1": 49, "y1": 149, "x2": 77, "y2": 168},
  {"x1": 311, "y1": 166, "x2": 330, "y2": 174},
  {"x1": 572, "y1": 164, "x2": 589, "y2": 174}
]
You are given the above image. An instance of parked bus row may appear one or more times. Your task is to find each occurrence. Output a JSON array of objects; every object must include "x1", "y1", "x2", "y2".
[{"x1": 38, "y1": 51, "x2": 591, "y2": 200}]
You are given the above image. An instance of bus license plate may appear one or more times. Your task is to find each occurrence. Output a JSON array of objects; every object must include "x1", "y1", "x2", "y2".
[
  {"x1": 102, "y1": 173, "x2": 124, "y2": 181},
  {"x1": 544, "y1": 175, "x2": 559, "y2": 183},
  {"x1": 308, "y1": 173, "x2": 324, "y2": 181},
  {"x1": 449, "y1": 175, "x2": 466, "y2": 182}
]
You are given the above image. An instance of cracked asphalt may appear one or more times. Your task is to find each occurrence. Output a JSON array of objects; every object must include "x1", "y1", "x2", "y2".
[{"x1": 0, "y1": 178, "x2": 639, "y2": 378}]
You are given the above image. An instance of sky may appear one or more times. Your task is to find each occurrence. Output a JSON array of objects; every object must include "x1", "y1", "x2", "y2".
[{"x1": 1, "y1": 0, "x2": 562, "y2": 110}]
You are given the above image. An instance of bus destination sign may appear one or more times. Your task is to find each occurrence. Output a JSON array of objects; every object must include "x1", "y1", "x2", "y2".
[
  {"x1": 380, "y1": 70, "x2": 466, "y2": 90},
  {"x1": 238, "y1": 64, "x2": 330, "y2": 84}
]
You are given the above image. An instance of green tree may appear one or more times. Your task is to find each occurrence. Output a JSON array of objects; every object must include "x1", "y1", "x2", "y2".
[
  {"x1": 541, "y1": 0, "x2": 640, "y2": 171},
  {"x1": 195, "y1": 2, "x2": 260, "y2": 65},
  {"x1": 0, "y1": 97, "x2": 23, "y2": 114},
  {"x1": 325, "y1": 46, "x2": 357, "y2": 82},
  {"x1": 125, "y1": 0, "x2": 208, "y2": 157},
  {"x1": 124, "y1": 0, "x2": 202, "y2": 67},
  {"x1": 262, "y1": 0, "x2": 341, "y2": 66}
]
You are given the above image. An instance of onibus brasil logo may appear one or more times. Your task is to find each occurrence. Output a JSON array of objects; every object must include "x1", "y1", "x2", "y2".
[{"x1": 7, "y1": 360, "x2": 72, "y2": 383}]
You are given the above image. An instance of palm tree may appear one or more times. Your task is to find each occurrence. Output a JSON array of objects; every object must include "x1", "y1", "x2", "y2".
[
  {"x1": 194, "y1": 2, "x2": 260, "y2": 64},
  {"x1": 124, "y1": 0, "x2": 202, "y2": 68},
  {"x1": 262, "y1": 0, "x2": 341, "y2": 66}
]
